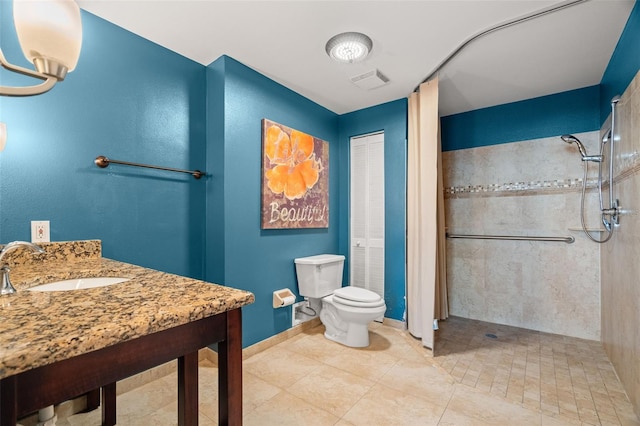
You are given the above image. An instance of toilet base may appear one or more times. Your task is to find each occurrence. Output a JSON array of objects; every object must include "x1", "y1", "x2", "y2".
[
  {"x1": 324, "y1": 322, "x2": 370, "y2": 347},
  {"x1": 319, "y1": 295, "x2": 385, "y2": 348}
]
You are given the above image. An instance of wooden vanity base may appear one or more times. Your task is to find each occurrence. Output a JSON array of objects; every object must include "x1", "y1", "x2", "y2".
[{"x1": 0, "y1": 308, "x2": 243, "y2": 426}]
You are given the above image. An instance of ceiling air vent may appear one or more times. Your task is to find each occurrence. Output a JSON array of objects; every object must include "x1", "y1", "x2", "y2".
[{"x1": 350, "y1": 69, "x2": 389, "y2": 90}]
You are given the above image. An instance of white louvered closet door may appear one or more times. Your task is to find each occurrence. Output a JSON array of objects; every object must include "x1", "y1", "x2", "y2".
[{"x1": 350, "y1": 133, "x2": 385, "y2": 311}]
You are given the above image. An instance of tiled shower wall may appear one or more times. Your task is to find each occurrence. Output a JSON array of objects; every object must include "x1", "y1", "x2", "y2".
[
  {"x1": 601, "y1": 70, "x2": 640, "y2": 417},
  {"x1": 443, "y1": 131, "x2": 602, "y2": 341}
]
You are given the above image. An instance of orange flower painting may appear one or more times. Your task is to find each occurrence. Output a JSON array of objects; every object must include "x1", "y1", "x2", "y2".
[{"x1": 261, "y1": 119, "x2": 329, "y2": 229}]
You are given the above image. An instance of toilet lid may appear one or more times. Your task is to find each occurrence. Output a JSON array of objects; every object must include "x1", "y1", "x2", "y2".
[
  {"x1": 332, "y1": 295, "x2": 386, "y2": 308},
  {"x1": 334, "y1": 286, "x2": 381, "y2": 303}
]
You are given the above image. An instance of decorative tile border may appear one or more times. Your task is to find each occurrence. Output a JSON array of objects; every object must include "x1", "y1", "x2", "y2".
[
  {"x1": 445, "y1": 178, "x2": 599, "y2": 199},
  {"x1": 445, "y1": 150, "x2": 640, "y2": 199},
  {"x1": 444, "y1": 112, "x2": 640, "y2": 201}
]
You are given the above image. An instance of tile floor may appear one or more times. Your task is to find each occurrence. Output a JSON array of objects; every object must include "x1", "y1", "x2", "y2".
[{"x1": 50, "y1": 317, "x2": 638, "y2": 425}]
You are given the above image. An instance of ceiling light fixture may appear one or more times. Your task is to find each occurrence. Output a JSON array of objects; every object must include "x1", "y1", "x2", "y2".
[
  {"x1": 0, "y1": 0, "x2": 83, "y2": 97},
  {"x1": 325, "y1": 32, "x2": 372, "y2": 64}
]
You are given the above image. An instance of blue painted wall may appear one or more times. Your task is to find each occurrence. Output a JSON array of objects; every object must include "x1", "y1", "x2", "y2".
[
  {"x1": 600, "y1": 0, "x2": 640, "y2": 123},
  {"x1": 441, "y1": 86, "x2": 601, "y2": 152},
  {"x1": 338, "y1": 100, "x2": 408, "y2": 321},
  {"x1": 0, "y1": 3, "x2": 403, "y2": 349},
  {"x1": 0, "y1": 6, "x2": 207, "y2": 278},
  {"x1": 206, "y1": 56, "x2": 340, "y2": 347}
]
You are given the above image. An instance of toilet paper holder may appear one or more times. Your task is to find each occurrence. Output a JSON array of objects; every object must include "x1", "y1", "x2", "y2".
[{"x1": 273, "y1": 288, "x2": 296, "y2": 308}]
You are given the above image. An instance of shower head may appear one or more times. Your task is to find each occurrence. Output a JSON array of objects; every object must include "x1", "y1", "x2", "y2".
[
  {"x1": 561, "y1": 134, "x2": 588, "y2": 158},
  {"x1": 561, "y1": 134, "x2": 603, "y2": 162}
]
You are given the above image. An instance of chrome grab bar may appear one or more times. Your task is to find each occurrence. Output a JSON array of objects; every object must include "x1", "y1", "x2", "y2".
[
  {"x1": 446, "y1": 233, "x2": 575, "y2": 244},
  {"x1": 95, "y1": 155, "x2": 205, "y2": 179}
]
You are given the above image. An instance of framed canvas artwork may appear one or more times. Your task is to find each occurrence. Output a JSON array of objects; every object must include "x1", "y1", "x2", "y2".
[{"x1": 261, "y1": 119, "x2": 329, "y2": 229}]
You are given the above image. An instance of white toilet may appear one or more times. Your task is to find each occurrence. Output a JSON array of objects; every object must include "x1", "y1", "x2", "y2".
[{"x1": 294, "y1": 254, "x2": 386, "y2": 348}]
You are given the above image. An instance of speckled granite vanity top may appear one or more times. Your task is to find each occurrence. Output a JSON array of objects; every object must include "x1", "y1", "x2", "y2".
[{"x1": 0, "y1": 240, "x2": 254, "y2": 379}]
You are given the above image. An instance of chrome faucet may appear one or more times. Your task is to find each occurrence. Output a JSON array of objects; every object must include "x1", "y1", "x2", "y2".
[{"x1": 0, "y1": 241, "x2": 45, "y2": 295}]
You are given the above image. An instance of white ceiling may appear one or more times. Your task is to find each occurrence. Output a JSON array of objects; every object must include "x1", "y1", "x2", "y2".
[{"x1": 76, "y1": 0, "x2": 635, "y2": 116}]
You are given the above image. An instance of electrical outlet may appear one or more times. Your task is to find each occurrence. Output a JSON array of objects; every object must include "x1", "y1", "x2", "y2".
[{"x1": 31, "y1": 220, "x2": 50, "y2": 243}]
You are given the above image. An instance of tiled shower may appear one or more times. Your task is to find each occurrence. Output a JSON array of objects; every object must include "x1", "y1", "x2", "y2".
[
  {"x1": 443, "y1": 70, "x2": 640, "y2": 417},
  {"x1": 443, "y1": 130, "x2": 602, "y2": 340}
]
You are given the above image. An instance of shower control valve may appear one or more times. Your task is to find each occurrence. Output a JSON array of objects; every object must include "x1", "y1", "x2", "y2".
[{"x1": 602, "y1": 199, "x2": 621, "y2": 227}]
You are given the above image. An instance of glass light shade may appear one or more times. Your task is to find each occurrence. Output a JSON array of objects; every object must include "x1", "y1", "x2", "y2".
[
  {"x1": 325, "y1": 32, "x2": 373, "y2": 63},
  {"x1": 13, "y1": 0, "x2": 82, "y2": 74},
  {"x1": 0, "y1": 123, "x2": 6, "y2": 152}
]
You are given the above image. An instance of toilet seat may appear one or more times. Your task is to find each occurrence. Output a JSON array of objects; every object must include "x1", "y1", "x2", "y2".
[{"x1": 332, "y1": 286, "x2": 385, "y2": 308}]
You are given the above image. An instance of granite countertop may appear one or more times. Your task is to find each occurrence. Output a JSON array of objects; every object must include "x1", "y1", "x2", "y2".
[{"x1": 0, "y1": 240, "x2": 255, "y2": 379}]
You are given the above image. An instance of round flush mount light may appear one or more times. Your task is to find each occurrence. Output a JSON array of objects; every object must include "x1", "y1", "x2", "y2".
[{"x1": 325, "y1": 32, "x2": 373, "y2": 63}]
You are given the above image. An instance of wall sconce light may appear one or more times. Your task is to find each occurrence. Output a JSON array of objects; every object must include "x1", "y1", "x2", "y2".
[
  {"x1": 0, "y1": 123, "x2": 7, "y2": 152},
  {"x1": 0, "y1": 0, "x2": 82, "y2": 97},
  {"x1": 325, "y1": 32, "x2": 373, "y2": 64}
]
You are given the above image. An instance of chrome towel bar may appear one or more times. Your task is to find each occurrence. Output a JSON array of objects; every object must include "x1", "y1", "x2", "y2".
[
  {"x1": 95, "y1": 155, "x2": 205, "y2": 179},
  {"x1": 446, "y1": 233, "x2": 575, "y2": 244}
]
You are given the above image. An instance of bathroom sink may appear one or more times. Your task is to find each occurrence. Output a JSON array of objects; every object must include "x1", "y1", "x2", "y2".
[{"x1": 28, "y1": 277, "x2": 130, "y2": 292}]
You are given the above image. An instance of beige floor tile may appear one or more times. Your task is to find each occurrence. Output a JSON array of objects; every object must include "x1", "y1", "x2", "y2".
[
  {"x1": 439, "y1": 385, "x2": 542, "y2": 425},
  {"x1": 115, "y1": 378, "x2": 178, "y2": 420},
  {"x1": 341, "y1": 383, "x2": 446, "y2": 426},
  {"x1": 558, "y1": 407, "x2": 581, "y2": 421},
  {"x1": 334, "y1": 420, "x2": 358, "y2": 426},
  {"x1": 243, "y1": 391, "x2": 339, "y2": 426},
  {"x1": 160, "y1": 370, "x2": 178, "y2": 387},
  {"x1": 64, "y1": 365, "x2": 225, "y2": 425},
  {"x1": 243, "y1": 345, "x2": 323, "y2": 388},
  {"x1": 49, "y1": 318, "x2": 639, "y2": 426},
  {"x1": 286, "y1": 327, "x2": 349, "y2": 362},
  {"x1": 243, "y1": 371, "x2": 282, "y2": 413},
  {"x1": 66, "y1": 409, "x2": 101, "y2": 425},
  {"x1": 117, "y1": 400, "x2": 216, "y2": 426},
  {"x1": 378, "y1": 359, "x2": 456, "y2": 407},
  {"x1": 364, "y1": 325, "x2": 429, "y2": 362},
  {"x1": 288, "y1": 364, "x2": 374, "y2": 417},
  {"x1": 540, "y1": 412, "x2": 582, "y2": 425},
  {"x1": 523, "y1": 396, "x2": 541, "y2": 411},
  {"x1": 155, "y1": 368, "x2": 282, "y2": 422},
  {"x1": 199, "y1": 415, "x2": 218, "y2": 426},
  {"x1": 434, "y1": 316, "x2": 640, "y2": 425},
  {"x1": 198, "y1": 365, "x2": 219, "y2": 421},
  {"x1": 617, "y1": 407, "x2": 640, "y2": 426},
  {"x1": 323, "y1": 345, "x2": 400, "y2": 381},
  {"x1": 72, "y1": 379, "x2": 179, "y2": 424},
  {"x1": 599, "y1": 416, "x2": 625, "y2": 426}
]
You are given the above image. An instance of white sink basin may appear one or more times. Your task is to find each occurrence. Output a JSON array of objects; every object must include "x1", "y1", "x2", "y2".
[{"x1": 29, "y1": 277, "x2": 130, "y2": 292}]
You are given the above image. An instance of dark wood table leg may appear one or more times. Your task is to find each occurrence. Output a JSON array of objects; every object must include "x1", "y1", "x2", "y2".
[
  {"x1": 101, "y1": 382, "x2": 116, "y2": 426},
  {"x1": 85, "y1": 388, "x2": 100, "y2": 412},
  {"x1": 0, "y1": 376, "x2": 17, "y2": 426},
  {"x1": 178, "y1": 351, "x2": 199, "y2": 426},
  {"x1": 218, "y1": 308, "x2": 242, "y2": 425}
]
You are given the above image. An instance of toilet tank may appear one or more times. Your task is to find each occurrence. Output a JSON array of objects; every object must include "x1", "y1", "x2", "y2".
[{"x1": 294, "y1": 254, "x2": 345, "y2": 298}]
